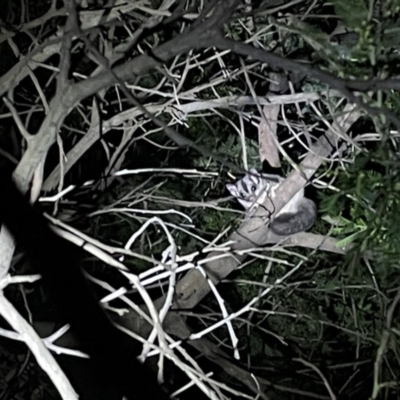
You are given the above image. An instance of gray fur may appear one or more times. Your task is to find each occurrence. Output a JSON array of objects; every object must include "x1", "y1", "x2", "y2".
[
  {"x1": 270, "y1": 197, "x2": 316, "y2": 235},
  {"x1": 226, "y1": 169, "x2": 316, "y2": 236}
]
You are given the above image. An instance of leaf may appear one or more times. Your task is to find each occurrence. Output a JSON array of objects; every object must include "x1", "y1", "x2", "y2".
[{"x1": 336, "y1": 230, "x2": 366, "y2": 248}]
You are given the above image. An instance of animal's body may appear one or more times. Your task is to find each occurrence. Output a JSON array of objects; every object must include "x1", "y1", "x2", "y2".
[{"x1": 226, "y1": 168, "x2": 316, "y2": 235}]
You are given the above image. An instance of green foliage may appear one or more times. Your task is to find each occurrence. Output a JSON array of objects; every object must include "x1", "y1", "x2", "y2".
[
  {"x1": 333, "y1": 0, "x2": 400, "y2": 69},
  {"x1": 284, "y1": 0, "x2": 400, "y2": 82},
  {"x1": 234, "y1": 263, "x2": 268, "y2": 301},
  {"x1": 333, "y1": 0, "x2": 368, "y2": 28},
  {"x1": 320, "y1": 150, "x2": 400, "y2": 267},
  {"x1": 200, "y1": 209, "x2": 230, "y2": 233},
  {"x1": 333, "y1": 216, "x2": 367, "y2": 248}
]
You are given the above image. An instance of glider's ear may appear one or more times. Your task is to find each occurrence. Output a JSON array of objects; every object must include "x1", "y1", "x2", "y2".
[
  {"x1": 248, "y1": 167, "x2": 258, "y2": 175},
  {"x1": 226, "y1": 183, "x2": 239, "y2": 197}
]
